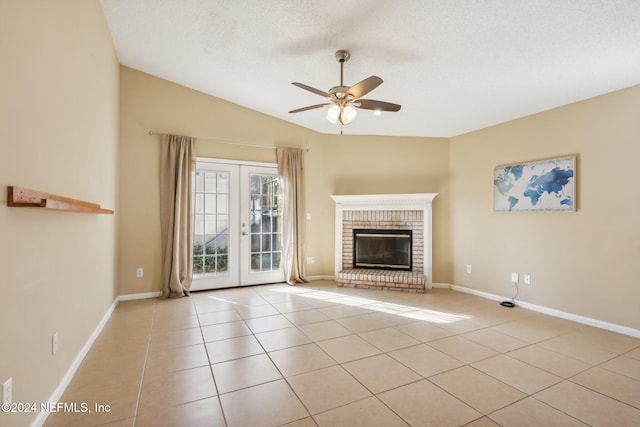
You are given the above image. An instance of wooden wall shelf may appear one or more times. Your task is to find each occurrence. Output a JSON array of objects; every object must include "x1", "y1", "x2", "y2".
[{"x1": 7, "y1": 186, "x2": 114, "y2": 214}]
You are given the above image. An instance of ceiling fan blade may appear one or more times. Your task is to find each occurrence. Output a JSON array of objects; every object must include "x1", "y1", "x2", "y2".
[
  {"x1": 347, "y1": 76, "x2": 383, "y2": 99},
  {"x1": 291, "y1": 82, "x2": 330, "y2": 98},
  {"x1": 288, "y1": 103, "x2": 331, "y2": 114},
  {"x1": 357, "y1": 99, "x2": 402, "y2": 112}
]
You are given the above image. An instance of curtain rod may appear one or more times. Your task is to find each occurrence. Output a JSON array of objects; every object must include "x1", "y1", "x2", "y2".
[{"x1": 148, "y1": 131, "x2": 308, "y2": 152}]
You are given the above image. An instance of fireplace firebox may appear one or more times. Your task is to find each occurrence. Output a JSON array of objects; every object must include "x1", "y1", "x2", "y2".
[{"x1": 353, "y1": 229, "x2": 412, "y2": 271}]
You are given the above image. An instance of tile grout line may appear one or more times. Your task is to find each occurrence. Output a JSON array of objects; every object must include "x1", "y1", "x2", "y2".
[
  {"x1": 564, "y1": 374, "x2": 640, "y2": 411},
  {"x1": 247, "y1": 297, "x2": 316, "y2": 422},
  {"x1": 131, "y1": 299, "x2": 158, "y2": 426},
  {"x1": 197, "y1": 296, "x2": 236, "y2": 427}
]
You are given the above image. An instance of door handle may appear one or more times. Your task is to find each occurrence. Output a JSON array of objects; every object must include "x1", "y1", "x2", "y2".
[{"x1": 242, "y1": 231, "x2": 248, "y2": 236}]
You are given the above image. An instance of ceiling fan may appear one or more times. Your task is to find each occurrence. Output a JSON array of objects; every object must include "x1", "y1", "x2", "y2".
[{"x1": 288, "y1": 49, "x2": 401, "y2": 126}]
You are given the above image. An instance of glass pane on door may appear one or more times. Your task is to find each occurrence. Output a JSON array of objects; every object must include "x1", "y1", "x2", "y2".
[
  {"x1": 193, "y1": 170, "x2": 230, "y2": 276},
  {"x1": 249, "y1": 173, "x2": 282, "y2": 273}
]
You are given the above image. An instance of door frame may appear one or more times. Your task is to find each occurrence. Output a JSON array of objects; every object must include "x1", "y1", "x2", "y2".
[{"x1": 190, "y1": 157, "x2": 284, "y2": 291}]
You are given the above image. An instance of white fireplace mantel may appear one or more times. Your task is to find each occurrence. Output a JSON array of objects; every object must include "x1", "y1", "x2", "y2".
[{"x1": 331, "y1": 193, "x2": 438, "y2": 287}]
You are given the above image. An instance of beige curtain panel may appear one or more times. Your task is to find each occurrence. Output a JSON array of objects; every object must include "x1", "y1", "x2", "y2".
[
  {"x1": 159, "y1": 134, "x2": 196, "y2": 298},
  {"x1": 277, "y1": 147, "x2": 308, "y2": 284}
]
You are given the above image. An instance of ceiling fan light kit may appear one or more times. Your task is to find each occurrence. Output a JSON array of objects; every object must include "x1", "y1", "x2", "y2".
[
  {"x1": 326, "y1": 104, "x2": 341, "y2": 124},
  {"x1": 327, "y1": 103, "x2": 357, "y2": 125},
  {"x1": 289, "y1": 50, "x2": 401, "y2": 127}
]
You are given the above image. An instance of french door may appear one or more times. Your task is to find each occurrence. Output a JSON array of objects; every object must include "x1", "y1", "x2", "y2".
[{"x1": 191, "y1": 159, "x2": 285, "y2": 291}]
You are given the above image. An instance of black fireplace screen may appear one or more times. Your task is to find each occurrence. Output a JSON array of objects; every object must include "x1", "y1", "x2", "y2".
[{"x1": 353, "y1": 229, "x2": 412, "y2": 270}]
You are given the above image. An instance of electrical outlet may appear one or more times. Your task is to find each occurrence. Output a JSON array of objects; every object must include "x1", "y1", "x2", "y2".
[
  {"x1": 2, "y1": 378, "x2": 12, "y2": 405},
  {"x1": 466, "y1": 264, "x2": 472, "y2": 273},
  {"x1": 52, "y1": 332, "x2": 59, "y2": 355},
  {"x1": 524, "y1": 274, "x2": 531, "y2": 285},
  {"x1": 136, "y1": 268, "x2": 143, "y2": 278},
  {"x1": 511, "y1": 272, "x2": 519, "y2": 284},
  {"x1": 306, "y1": 257, "x2": 315, "y2": 264},
  {"x1": 306, "y1": 213, "x2": 311, "y2": 220}
]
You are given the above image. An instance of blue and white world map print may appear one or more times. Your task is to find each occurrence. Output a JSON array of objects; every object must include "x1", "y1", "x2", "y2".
[{"x1": 494, "y1": 156, "x2": 575, "y2": 212}]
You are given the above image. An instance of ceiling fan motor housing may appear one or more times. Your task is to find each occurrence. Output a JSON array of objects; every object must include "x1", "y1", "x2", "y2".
[
  {"x1": 329, "y1": 86, "x2": 351, "y2": 101},
  {"x1": 335, "y1": 49, "x2": 351, "y2": 63}
]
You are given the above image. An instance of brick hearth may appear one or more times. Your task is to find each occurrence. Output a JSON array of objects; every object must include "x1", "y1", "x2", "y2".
[
  {"x1": 337, "y1": 269, "x2": 426, "y2": 292},
  {"x1": 331, "y1": 194, "x2": 437, "y2": 292}
]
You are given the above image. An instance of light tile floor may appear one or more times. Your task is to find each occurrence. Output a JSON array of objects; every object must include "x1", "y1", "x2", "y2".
[{"x1": 44, "y1": 281, "x2": 640, "y2": 427}]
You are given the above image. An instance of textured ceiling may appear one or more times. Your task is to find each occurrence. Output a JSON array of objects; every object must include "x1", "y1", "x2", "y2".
[{"x1": 101, "y1": 0, "x2": 640, "y2": 137}]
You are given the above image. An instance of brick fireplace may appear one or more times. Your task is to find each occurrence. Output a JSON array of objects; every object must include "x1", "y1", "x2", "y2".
[{"x1": 331, "y1": 194, "x2": 437, "y2": 292}]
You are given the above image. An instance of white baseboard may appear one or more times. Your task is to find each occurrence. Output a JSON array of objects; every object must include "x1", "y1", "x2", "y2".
[
  {"x1": 450, "y1": 284, "x2": 640, "y2": 339},
  {"x1": 305, "y1": 275, "x2": 335, "y2": 281},
  {"x1": 431, "y1": 282, "x2": 451, "y2": 289},
  {"x1": 117, "y1": 291, "x2": 161, "y2": 301},
  {"x1": 32, "y1": 298, "x2": 119, "y2": 427}
]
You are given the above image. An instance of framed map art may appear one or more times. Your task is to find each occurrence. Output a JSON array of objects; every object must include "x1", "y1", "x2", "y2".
[{"x1": 493, "y1": 156, "x2": 576, "y2": 212}]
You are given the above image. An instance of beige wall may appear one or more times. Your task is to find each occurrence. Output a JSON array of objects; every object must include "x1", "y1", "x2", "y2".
[
  {"x1": 118, "y1": 67, "x2": 453, "y2": 294},
  {"x1": 450, "y1": 85, "x2": 640, "y2": 330},
  {"x1": 0, "y1": 1, "x2": 119, "y2": 425}
]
